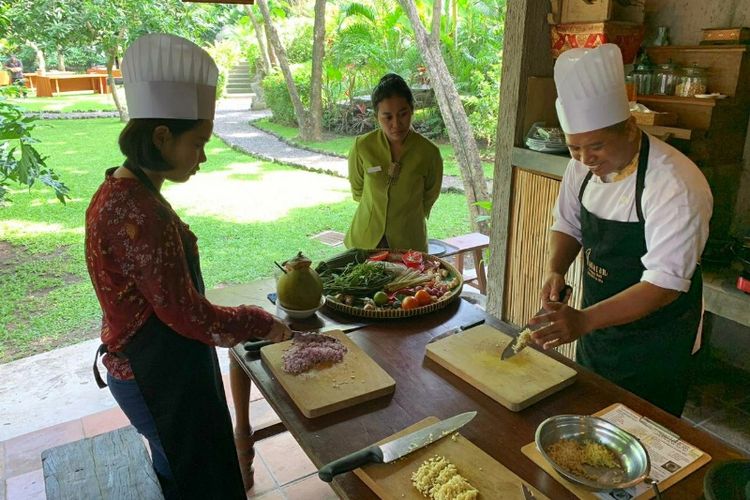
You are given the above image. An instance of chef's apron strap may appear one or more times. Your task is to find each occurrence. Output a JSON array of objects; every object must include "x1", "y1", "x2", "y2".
[
  {"x1": 578, "y1": 171, "x2": 593, "y2": 202},
  {"x1": 634, "y1": 132, "x2": 650, "y2": 223},
  {"x1": 92, "y1": 343, "x2": 108, "y2": 389}
]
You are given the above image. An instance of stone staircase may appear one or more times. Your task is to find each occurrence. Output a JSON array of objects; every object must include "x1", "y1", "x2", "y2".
[{"x1": 226, "y1": 61, "x2": 254, "y2": 97}]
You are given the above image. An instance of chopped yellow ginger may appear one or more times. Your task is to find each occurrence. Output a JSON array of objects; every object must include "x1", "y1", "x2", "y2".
[
  {"x1": 411, "y1": 455, "x2": 478, "y2": 500},
  {"x1": 513, "y1": 328, "x2": 533, "y2": 353}
]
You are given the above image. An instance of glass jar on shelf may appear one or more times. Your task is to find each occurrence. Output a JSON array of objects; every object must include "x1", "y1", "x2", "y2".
[
  {"x1": 625, "y1": 73, "x2": 637, "y2": 102},
  {"x1": 653, "y1": 61, "x2": 678, "y2": 95},
  {"x1": 675, "y1": 65, "x2": 708, "y2": 97},
  {"x1": 632, "y1": 56, "x2": 654, "y2": 97}
]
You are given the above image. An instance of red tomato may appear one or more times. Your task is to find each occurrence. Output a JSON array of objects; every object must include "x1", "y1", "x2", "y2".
[
  {"x1": 402, "y1": 296, "x2": 419, "y2": 310},
  {"x1": 368, "y1": 250, "x2": 390, "y2": 262},
  {"x1": 402, "y1": 250, "x2": 424, "y2": 269},
  {"x1": 414, "y1": 289, "x2": 432, "y2": 306}
]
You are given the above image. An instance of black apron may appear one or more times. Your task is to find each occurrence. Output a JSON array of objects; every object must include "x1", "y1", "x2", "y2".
[
  {"x1": 93, "y1": 165, "x2": 245, "y2": 499},
  {"x1": 575, "y1": 133, "x2": 703, "y2": 417}
]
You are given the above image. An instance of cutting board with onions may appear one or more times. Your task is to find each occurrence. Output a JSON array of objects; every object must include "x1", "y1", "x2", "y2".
[
  {"x1": 425, "y1": 324, "x2": 577, "y2": 411},
  {"x1": 261, "y1": 330, "x2": 395, "y2": 418},
  {"x1": 354, "y1": 417, "x2": 549, "y2": 500}
]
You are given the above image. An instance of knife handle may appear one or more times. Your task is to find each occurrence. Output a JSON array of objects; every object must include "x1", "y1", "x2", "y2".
[
  {"x1": 318, "y1": 445, "x2": 384, "y2": 482},
  {"x1": 244, "y1": 339, "x2": 274, "y2": 354}
]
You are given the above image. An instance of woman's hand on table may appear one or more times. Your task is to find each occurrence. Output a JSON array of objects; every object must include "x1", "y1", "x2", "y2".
[{"x1": 267, "y1": 316, "x2": 293, "y2": 342}]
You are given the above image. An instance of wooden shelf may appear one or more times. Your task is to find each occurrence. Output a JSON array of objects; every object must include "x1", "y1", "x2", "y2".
[
  {"x1": 637, "y1": 95, "x2": 729, "y2": 107},
  {"x1": 511, "y1": 147, "x2": 569, "y2": 179},
  {"x1": 638, "y1": 124, "x2": 693, "y2": 140},
  {"x1": 703, "y1": 264, "x2": 750, "y2": 328},
  {"x1": 647, "y1": 45, "x2": 749, "y2": 53}
]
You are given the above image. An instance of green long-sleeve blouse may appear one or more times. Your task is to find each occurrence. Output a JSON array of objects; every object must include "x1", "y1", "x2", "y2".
[{"x1": 344, "y1": 128, "x2": 443, "y2": 252}]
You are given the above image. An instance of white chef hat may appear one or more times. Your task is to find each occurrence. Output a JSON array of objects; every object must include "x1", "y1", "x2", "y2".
[
  {"x1": 554, "y1": 44, "x2": 630, "y2": 134},
  {"x1": 122, "y1": 33, "x2": 218, "y2": 120}
]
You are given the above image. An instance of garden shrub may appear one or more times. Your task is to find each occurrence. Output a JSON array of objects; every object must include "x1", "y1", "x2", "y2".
[
  {"x1": 245, "y1": 43, "x2": 261, "y2": 75},
  {"x1": 464, "y1": 65, "x2": 501, "y2": 148},
  {"x1": 206, "y1": 40, "x2": 242, "y2": 97},
  {"x1": 262, "y1": 63, "x2": 311, "y2": 126},
  {"x1": 286, "y1": 25, "x2": 314, "y2": 64},
  {"x1": 324, "y1": 102, "x2": 375, "y2": 136},
  {"x1": 413, "y1": 107, "x2": 445, "y2": 140}
]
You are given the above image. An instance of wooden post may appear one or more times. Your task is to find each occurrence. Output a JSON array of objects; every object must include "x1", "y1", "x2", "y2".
[{"x1": 486, "y1": 0, "x2": 554, "y2": 318}]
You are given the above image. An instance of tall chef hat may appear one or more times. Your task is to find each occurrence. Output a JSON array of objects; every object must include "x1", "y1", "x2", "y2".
[
  {"x1": 122, "y1": 33, "x2": 218, "y2": 120},
  {"x1": 554, "y1": 44, "x2": 630, "y2": 134}
]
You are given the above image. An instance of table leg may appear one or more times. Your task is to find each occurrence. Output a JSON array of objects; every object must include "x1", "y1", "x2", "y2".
[
  {"x1": 229, "y1": 352, "x2": 255, "y2": 491},
  {"x1": 455, "y1": 252, "x2": 465, "y2": 275},
  {"x1": 473, "y1": 248, "x2": 488, "y2": 294}
]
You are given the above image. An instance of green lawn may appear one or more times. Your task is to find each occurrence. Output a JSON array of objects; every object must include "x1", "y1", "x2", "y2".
[
  {"x1": 7, "y1": 91, "x2": 118, "y2": 112},
  {"x1": 0, "y1": 118, "x2": 470, "y2": 362},
  {"x1": 252, "y1": 118, "x2": 495, "y2": 179}
]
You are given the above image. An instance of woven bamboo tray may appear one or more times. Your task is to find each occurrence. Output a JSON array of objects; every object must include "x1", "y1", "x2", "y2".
[{"x1": 321, "y1": 249, "x2": 463, "y2": 319}]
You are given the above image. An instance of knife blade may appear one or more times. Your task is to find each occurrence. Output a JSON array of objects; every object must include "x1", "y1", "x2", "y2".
[
  {"x1": 522, "y1": 483, "x2": 537, "y2": 500},
  {"x1": 317, "y1": 411, "x2": 477, "y2": 482},
  {"x1": 501, "y1": 285, "x2": 572, "y2": 360},
  {"x1": 427, "y1": 319, "x2": 486, "y2": 344}
]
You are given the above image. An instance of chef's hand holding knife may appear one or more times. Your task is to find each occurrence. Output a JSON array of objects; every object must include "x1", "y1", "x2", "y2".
[
  {"x1": 266, "y1": 316, "x2": 294, "y2": 342},
  {"x1": 530, "y1": 274, "x2": 590, "y2": 350}
]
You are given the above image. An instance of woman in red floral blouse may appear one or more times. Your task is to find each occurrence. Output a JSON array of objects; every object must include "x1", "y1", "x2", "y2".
[{"x1": 86, "y1": 34, "x2": 289, "y2": 499}]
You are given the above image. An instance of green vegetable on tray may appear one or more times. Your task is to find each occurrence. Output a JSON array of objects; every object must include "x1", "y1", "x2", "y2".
[{"x1": 320, "y1": 262, "x2": 394, "y2": 297}]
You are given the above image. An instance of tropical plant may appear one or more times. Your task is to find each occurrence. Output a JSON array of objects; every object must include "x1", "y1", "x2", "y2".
[
  {"x1": 287, "y1": 24, "x2": 315, "y2": 63},
  {"x1": 0, "y1": 87, "x2": 69, "y2": 204},
  {"x1": 262, "y1": 64, "x2": 312, "y2": 126},
  {"x1": 206, "y1": 39, "x2": 243, "y2": 98}
]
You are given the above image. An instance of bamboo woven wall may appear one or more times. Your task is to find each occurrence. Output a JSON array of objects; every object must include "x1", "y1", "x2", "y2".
[{"x1": 503, "y1": 168, "x2": 584, "y2": 360}]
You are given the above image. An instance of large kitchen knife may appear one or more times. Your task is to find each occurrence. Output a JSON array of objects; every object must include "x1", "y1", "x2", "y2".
[
  {"x1": 501, "y1": 285, "x2": 573, "y2": 360},
  {"x1": 317, "y1": 411, "x2": 477, "y2": 482},
  {"x1": 427, "y1": 318, "x2": 486, "y2": 344}
]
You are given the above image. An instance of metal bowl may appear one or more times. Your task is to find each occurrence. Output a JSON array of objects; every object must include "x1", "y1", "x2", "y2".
[{"x1": 535, "y1": 415, "x2": 651, "y2": 490}]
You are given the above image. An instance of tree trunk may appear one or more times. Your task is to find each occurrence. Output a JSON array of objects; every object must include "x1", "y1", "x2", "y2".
[
  {"x1": 431, "y1": 0, "x2": 443, "y2": 43},
  {"x1": 107, "y1": 53, "x2": 128, "y2": 122},
  {"x1": 25, "y1": 41, "x2": 46, "y2": 75},
  {"x1": 310, "y1": 0, "x2": 327, "y2": 141},
  {"x1": 56, "y1": 46, "x2": 66, "y2": 72},
  {"x1": 451, "y1": 0, "x2": 458, "y2": 51},
  {"x1": 245, "y1": 6, "x2": 272, "y2": 75},
  {"x1": 398, "y1": 0, "x2": 490, "y2": 234},
  {"x1": 266, "y1": 26, "x2": 278, "y2": 67},
  {"x1": 255, "y1": 0, "x2": 311, "y2": 140}
]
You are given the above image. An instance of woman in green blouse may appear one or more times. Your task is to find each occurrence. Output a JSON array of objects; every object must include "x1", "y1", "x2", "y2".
[{"x1": 344, "y1": 74, "x2": 444, "y2": 252}]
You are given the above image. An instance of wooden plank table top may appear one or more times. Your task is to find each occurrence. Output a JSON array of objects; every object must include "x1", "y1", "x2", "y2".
[{"x1": 230, "y1": 299, "x2": 746, "y2": 499}]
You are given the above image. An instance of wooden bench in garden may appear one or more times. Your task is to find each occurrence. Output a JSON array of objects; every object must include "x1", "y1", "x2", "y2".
[
  {"x1": 438, "y1": 232, "x2": 490, "y2": 294},
  {"x1": 42, "y1": 426, "x2": 164, "y2": 500}
]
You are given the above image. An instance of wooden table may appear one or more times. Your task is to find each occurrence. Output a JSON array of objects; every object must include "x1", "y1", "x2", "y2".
[
  {"x1": 24, "y1": 73, "x2": 109, "y2": 97},
  {"x1": 229, "y1": 298, "x2": 746, "y2": 499}
]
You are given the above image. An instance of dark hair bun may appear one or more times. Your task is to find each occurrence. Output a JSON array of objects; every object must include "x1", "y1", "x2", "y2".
[{"x1": 372, "y1": 73, "x2": 414, "y2": 112}]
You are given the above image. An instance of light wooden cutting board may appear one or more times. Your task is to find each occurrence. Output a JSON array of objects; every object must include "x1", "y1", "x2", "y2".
[
  {"x1": 261, "y1": 330, "x2": 395, "y2": 418},
  {"x1": 354, "y1": 417, "x2": 548, "y2": 500},
  {"x1": 425, "y1": 324, "x2": 577, "y2": 411}
]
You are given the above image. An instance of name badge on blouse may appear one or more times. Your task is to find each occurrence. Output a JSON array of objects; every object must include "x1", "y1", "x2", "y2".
[{"x1": 367, "y1": 166, "x2": 382, "y2": 174}]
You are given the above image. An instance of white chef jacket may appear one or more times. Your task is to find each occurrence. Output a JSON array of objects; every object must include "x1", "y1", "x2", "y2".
[{"x1": 552, "y1": 134, "x2": 713, "y2": 293}]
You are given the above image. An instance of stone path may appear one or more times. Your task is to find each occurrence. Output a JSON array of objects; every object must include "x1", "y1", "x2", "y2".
[{"x1": 213, "y1": 98, "x2": 467, "y2": 192}]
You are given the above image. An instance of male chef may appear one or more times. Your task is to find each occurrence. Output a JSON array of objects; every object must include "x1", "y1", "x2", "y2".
[{"x1": 529, "y1": 44, "x2": 713, "y2": 416}]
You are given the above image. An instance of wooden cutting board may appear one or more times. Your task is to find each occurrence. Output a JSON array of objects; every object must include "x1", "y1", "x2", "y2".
[
  {"x1": 425, "y1": 324, "x2": 577, "y2": 411},
  {"x1": 354, "y1": 417, "x2": 549, "y2": 500},
  {"x1": 261, "y1": 330, "x2": 395, "y2": 418}
]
